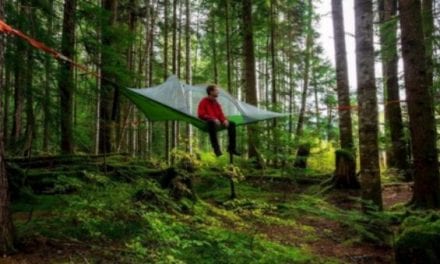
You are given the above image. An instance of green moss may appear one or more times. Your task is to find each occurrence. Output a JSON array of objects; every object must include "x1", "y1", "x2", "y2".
[
  {"x1": 334, "y1": 149, "x2": 355, "y2": 162},
  {"x1": 396, "y1": 215, "x2": 440, "y2": 248},
  {"x1": 394, "y1": 215, "x2": 440, "y2": 263}
]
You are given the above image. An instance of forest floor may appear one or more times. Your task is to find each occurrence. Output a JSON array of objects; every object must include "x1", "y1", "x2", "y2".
[{"x1": 1, "y1": 155, "x2": 413, "y2": 264}]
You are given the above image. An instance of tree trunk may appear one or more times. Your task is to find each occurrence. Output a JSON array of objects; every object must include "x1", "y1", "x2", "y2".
[
  {"x1": 270, "y1": 0, "x2": 279, "y2": 164},
  {"x1": 0, "y1": 0, "x2": 15, "y2": 253},
  {"x1": 355, "y1": 0, "x2": 383, "y2": 210},
  {"x1": 293, "y1": 143, "x2": 311, "y2": 169},
  {"x1": 10, "y1": 4, "x2": 25, "y2": 149},
  {"x1": 225, "y1": 0, "x2": 233, "y2": 94},
  {"x1": 23, "y1": 44, "x2": 34, "y2": 157},
  {"x1": 242, "y1": 0, "x2": 258, "y2": 159},
  {"x1": 171, "y1": 0, "x2": 180, "y2": 157},
  {"x1": 43, "y1": 0, "x2": 54, "y2": 152},
  {"x1": 331, "y1": 0, "x2": 357, "y2": 188},
  {"x1": 312, "y1": 67, "x2": 320, "y2": 138},
  {"x1": 331, "y1": 0, "x2": 354, "y2": 151},
  {"x1": 211, "y1": 13, "x2": 218, "y2": 84},
  {"x1": 333, "y1": 150, "x2": 360, "y2": 188},
  {"x1": 422, "y1": 0, "x2": 433, "y2": 92},
  {"x1": 399, "y1": 0, "x2": 440, "y2": 208},
  {"x1": 296, "y1": 0, "x2": 313, "y2": 138},
  {"x1": 177, "y1": 0, "x2": 183, "y2": 79},
  {"x1": 59, "y1": 0, "x2": 76, "y2": 154},
  {"x1": 99, "y1": 0, "x2": 117, "y2": 154},
  {"x1": 164, "y1": 0, "x2": 170, "y2": 163},
  {"x1": 2, "y1": 64, "x2": 9, "y2": 145},
  {"x1": 185, "y1": 0, "x2": 192, "y2": 153},
  {"x1": 378, "y1": 0, "x2": 409, "y2": 178}
]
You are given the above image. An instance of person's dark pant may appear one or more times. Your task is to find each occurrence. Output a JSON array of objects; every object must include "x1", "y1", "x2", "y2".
[{"x1": 206, "y1": 120, "x2": 236, "y2": 154}]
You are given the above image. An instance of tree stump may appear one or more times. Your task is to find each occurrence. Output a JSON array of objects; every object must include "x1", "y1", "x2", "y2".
[
  {"x1": 293, "y1": 143, "x2": 311, "y2": 169},
  {"x1": 160, "y1": 168, "x2": 195, "y2": 201},
  {"x1": 333, "y1": 149, "x2": 360, "y2": 189}
]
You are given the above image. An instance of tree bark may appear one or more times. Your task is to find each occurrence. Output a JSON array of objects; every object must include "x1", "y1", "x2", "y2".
[
  {"x1": 399, "y1": 0, "x2": 440, "y2": 208},
  {"x1": 185, "y1": 0, "x2": 192, "y2": 153},
  {"x1": 43, "y1": 0, "x2": 54, "y2": 152},
  {"x1": 296, "y1": 0, "x2": 313, "y2": 138},
  {"x1": 242, "y1": 0, "x2": 258, "y2": 159},
  {"x1": 164, "y1": 0, "x2": 170, "y2": 163},
  {"x1": 171, "y1": 0, "x2": 178, "y2": 160},
  {"x1": 294, "y1": 143, "x2": 311, "y2": 169},
  {"x1": 422, "y1": 0, "x2": 433, "y2": 92},
  {"x1": 355, "y1": 0, "x2": 383, "y2": 210},
  {"x1": 331, "y1": 0, "x2": 354, "y2": 151},
  {"x1": 225, "y1": 0, "x2": 233, "y2": 94},
  {"x1": 211, "y1": 13, "x2": 218, "y2": 84},
  {"x1": 59, "y1": 0, "x2": 77, "y2": 154},
  {"x1": 378, "y1": 0, "x2": 409, "y2": 178},
  {"x1": 10, "y1": 4, "x2": 25, "y2": 149},
  {"x1": 270, "y1": 0, "x2": 279, "y2": 164},
  {"x1": 333, "y1": 149, "x2": 360, "y2": 188},
  {"x1": 99, "y1": 0, "x2": 117, "y2": 154},
  {"x1": 23, "y1": 42, "x2": 34, "y2": 157},
  {"x1": 0, "y1": 0, "x2": 15, "y2": 253}
]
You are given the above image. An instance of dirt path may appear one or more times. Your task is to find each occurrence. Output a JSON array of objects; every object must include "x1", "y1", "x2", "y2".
[{"x1": 219, "y1": 182, "x2": 413, "y2": 263}]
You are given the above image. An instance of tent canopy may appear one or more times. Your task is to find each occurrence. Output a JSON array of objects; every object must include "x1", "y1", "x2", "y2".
[{"x1": 121, "y1": 76, "x2": 289, "y2": 132}]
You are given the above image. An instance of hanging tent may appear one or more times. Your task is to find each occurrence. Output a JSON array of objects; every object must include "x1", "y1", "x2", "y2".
[{"x1": 121, "y1": 76, "x2": 289, "y2": 132}]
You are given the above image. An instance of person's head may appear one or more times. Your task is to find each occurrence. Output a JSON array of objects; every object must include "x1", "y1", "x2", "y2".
[{"x1": 206, "y1": 84, "x2": 220, "y2": 98}]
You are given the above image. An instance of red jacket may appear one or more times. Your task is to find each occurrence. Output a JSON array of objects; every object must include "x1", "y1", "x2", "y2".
[{"x1": 197, "y1": 97, "x2": 227, "y2": 123}]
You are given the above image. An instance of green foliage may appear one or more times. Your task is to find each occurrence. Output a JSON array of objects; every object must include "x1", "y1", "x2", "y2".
[
  {"x1": 334, "y1": 149, "x2": 355, "y2": 162},
  {"x1": 277, "y1": 194, "x2": 393, "y2": 245},
  {"x1": 394, "y1": 213, "x2": 440, "y2": 263},
  {"x1": 307, "y1": 143, "x2": 337, "y2": 173},
  {"x1": 171, "y1": 149, "x2": 201, "y2": 173},
  {"x1": 222, "y1": 198, "x2": 276, "y2": 213},
  {"x1": 396, "y1": 213, "x2": 440, "y2": 248},
  {"x1": 52, "y1": 174, "x2": 84, "y2": 193},
  {"x1": 222, "y1": 164, "x2": 245, "y2": 183}
]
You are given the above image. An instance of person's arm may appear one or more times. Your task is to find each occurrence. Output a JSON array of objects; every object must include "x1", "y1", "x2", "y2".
[{"x1": 217, "y1": 103, "x2": 227, "y2": 124}]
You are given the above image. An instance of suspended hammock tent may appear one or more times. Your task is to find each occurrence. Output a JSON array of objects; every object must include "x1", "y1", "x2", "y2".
[{"x1": 121, "y1": 75, "x2": 289, "y2": 132}]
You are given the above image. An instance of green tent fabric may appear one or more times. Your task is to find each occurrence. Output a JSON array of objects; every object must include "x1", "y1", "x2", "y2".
[{"x1": 121, "y1": 76, "x2": 289, "y2": 132}]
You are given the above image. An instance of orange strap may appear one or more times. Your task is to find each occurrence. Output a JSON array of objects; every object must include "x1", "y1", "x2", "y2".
[
  {"x1": 0, "y1": 19, "x2": 100, "y2": 79},
  {"x1": 0, "y1": 19, "x2": 13, "y2": 33}
]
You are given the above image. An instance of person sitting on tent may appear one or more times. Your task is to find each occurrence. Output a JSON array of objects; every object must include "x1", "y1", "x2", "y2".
[{"x1": 197, "y1": 85, "x2": 240, "y2": 157}]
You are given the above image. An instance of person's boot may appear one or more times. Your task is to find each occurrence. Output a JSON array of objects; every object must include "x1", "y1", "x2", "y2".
[{"x1": 227, "y1": 147, "x2": 241, "y2": 156}]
